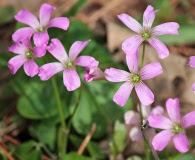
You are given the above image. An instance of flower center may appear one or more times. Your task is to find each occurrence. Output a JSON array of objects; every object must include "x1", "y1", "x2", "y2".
[
  {"x1": 37, "y1": 26, "x2": 45, "y2": 32},
  {"x1": 173, "y1": 124, "x2": 183, "y2": 134},
  {"x1": 25, "y1": 50, "x2": 33, "y2": 59},
  {"x1": 131, "y1": 73, "x2": 141, "y2": 83},
  {"x1": 141, "y1": 32, "x2": 150, "y2": 40},
  {"x1": 65, "y1": 62, "x2": 74, "y2": 69}
]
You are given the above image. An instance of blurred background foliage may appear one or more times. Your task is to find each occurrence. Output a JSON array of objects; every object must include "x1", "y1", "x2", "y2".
[{"x1": 0, "y1": 0, "x2": 195, "y2": 159}]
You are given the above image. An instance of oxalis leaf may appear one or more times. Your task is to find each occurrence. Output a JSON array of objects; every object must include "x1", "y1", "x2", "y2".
[
  {"x1": 63, "y1": 152, "x2": 91, "y2": 160},
  {"x1": 16, "y1": 76, "x2": 69, "y2": 119},
  {"x1": 110, "y1": 120, "x2": 127, "y2": 155},
  {"x1": 14, "y1": 141, "x2": 42, "y2": 160}
]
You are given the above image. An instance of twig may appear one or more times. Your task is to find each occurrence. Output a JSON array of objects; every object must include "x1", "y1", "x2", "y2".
[
  {"x1": 77, "y1": 123, "x2": 96, "y2": 155},
  {"x1": 141, "y1": 120, "x2": 160, "y2": 160},
  {"x1": 0, "y1": 145, "x2": 14, "y2": 160}
]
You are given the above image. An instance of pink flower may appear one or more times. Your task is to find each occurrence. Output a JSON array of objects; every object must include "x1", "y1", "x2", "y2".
[
  {"x1": 38, "y1": 38, "x2": 99, "y2": 91},
  {"x1": 118, "y1": 5, "x2": 179, "y2": 59},
  {"x1": 84, "y1": 67, "x2": 104, "y2": 82},
  {"x1": 125, "y1": 105, "x2": 164, "y2": 141},
  {"x1": 105, "y1": 50, "x2": 163, "y2": 106},
  {"x1": 12, "y1": 3, "x2": 69, "y2": 46},
  {"x1": 8, "y1": 38, "x2": 46, "y2": 77},
  {"x1": 148, "y1": 98, "x2": 195, "y2": 153}
]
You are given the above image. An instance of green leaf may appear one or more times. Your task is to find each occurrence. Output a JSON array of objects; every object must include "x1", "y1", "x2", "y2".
[
  {"x1": 127, "y1": 156, "x2": 142, "y2": 160},
  {"x1": 65, "y1": 0, "x2": 87, "y2": 17},
  {"x1": 29, "y1": 120, "x2": 57, "y2": 150},
  {"x1": 176, "y1": 153, "x2": 195, "y2": 160},
  {"x1": 63, "y1": 152, "x2": 91, "y2": 160},
  {"x1": 159, "y1": 25, "x2": 195, "y2": 45},
  {"x1": 87, "y1": 141, "x2": 107, "y2": 160},
  {"x1": 16, "y1": 76, "x2": 69, "y2": 119},
  {"x1": 72, "y1": 88, "x2": 108, "y2": 139},
  {"x1": 14, "y1": 141, "x2": 42, "y2": 160},
  {"x1": 110, "y1": 120, "x2": 126, "y2": 155},
  {"x1": 0, "y1": 6, "x2": 16, "y2": 25}
]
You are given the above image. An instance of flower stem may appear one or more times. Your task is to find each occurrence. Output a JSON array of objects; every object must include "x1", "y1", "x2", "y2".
[
  {"x1": 51, "y1": 77, "x2": 66, "y2": 158},
  {"x1": 68, "y1": 87, "x2": 82, "y2": 129},
  {"x1": 141, "y1": 41, "x2": 146, "y2": 68},
  {"x1": 138, "y1": 102, "x2": 150, "y2": 160}
]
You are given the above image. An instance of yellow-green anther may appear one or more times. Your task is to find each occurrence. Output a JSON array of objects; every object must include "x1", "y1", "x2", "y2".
[
  {"x1": 25, "y1": 50, "x2": 33, "y2": 59},
  {"x1": 173, "y1": 125, "x2": 183, "y2": 134},
  {"x1": 131, "y1": 74, "x2": 141, "y2": 83},
  {"x1": 142, "y1": 32, "x2": 150, "y2": 40},
  {"x1": 66, "y1": 62, "x2": 73, "y2": 69}
]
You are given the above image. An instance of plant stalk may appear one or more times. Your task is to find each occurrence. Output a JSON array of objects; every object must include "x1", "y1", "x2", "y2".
[{"x1": 51, "y1": 77, "x2": 66, "y2": 158}]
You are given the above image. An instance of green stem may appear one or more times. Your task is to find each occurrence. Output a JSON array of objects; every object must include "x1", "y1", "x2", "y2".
[
  {"x1": 139, "y1": 42, "x2": 150, "y2": 160},
  {"x1": 68, "y1": 87, "x2": 82, "y2": 129},
  {"x1": 51, "y1": 77, "x2": 66, "y2": 158},
  {"x1": 141, "y1": 42, "x2": 146, "y2": 68},
  {"x1": 164, "y1": 147, "x2": 169, "y2": 160}
]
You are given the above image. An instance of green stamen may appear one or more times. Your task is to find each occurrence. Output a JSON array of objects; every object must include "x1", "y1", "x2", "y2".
[
  {"x1": 173, "y1": 125, "x2": 183, "y2": 134},
  {"x1": 142, "y1": 32, "x2": 150, "y2": 40},
  {"x1": 131, "y1": 74, "x2": 141, "y2": 83},
  {"x1": 25, "y1": 50, "x2": 33, "y2": 59},
  {"x1": 66, "y1": 62, "x2": 73, "y2": 69}
]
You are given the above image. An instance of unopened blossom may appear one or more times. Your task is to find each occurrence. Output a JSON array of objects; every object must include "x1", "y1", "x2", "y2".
[
  {"x1": 148, "y1": 98, "x2": 195, "y2": 152},
  {"x1": 188, "y1": 56, "x2": 195, "y2": 93},
  {"x1": 105, "y1": 50, "x2": 163, "y2": 106},
  {"x1": 8, "y1": 38, "x2": 46, "y2": 77},
  {"x1": 84, "y1": 67, "x2": 104, "y2": 82},
  {"x1": 125, "y1": 105, "x2": 164, "y2": 141},
  {"x1": 118, "y1": 5, "x2": 179, "y2": 59},
  {"x1": 12, "y1": 3, "x2": 69, "y2": 46},
  {"x1": 38, "y1": 38, "x2": 99, "y2": 91}
]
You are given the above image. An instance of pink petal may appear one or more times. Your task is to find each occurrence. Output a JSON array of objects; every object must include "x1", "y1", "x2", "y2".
[
  {"x1": 33, "y1": 46, "x2": 47, "y2": 58},
  {"x1": 166, "y1": 98, "x2": 180, "y2": 123},
  {"x1": 47, "y1": 17, "x2": 70, "y2": 30},
  {"x1": 39, "y1": 3, "x2": 55, "y2": 27},
  {"x1": 63, "y1": 68, "x2": 81, "y2": 91},
  {"x1": 117, "y1": 14, "x2": 143, "y2": 33},
  {"x1": 139, "y1": 62, "x2": 163, "y2": 80},
  {"x1": 33, "y1": 31, "x2": 49, "y2": 46},
  {"x1": 143, "y1": 5, "x2": 156, "y2": 30},
  {"x1": 8, "y1": 55, "x2": 26, "y2": 74},
  {"x1": 22, "y1": 37, "x2": 32, "y2": 49},
  {"x1": 12, "y1": 27, "x2": 35, "y2": 42},
  {"x1": 181, "y1": 111, "x2": 195, "y2": 129},
  {"x1": 173, "y1": 133, "x2": 189, "y2": 153},
  {"x1": 151, "y1": 105, "x2": 164, "y2": 115},
  {"x1": 47, "y1": 38, "x2": 68, "y2": 63},
  {"x1": 129, "y1": 126, "x2": 142, "y2": 141},
  {"x1": 104, "y1": 68, "x2": 130, "y2": 82},
  {"x1": 84, "y1": 68, "x2": 104, "y2": 82},
  {"x1": 113, "y1": 81, "x2": 134, "y2": 107},
  {"x1": 126, "y1": 50, "x2": 139, "y2": 73},
  {"x1": 122, "y1": 35, "x2": 144, "y2": 55},
  {"x1": 151, "y1": 22, "x2": 179, "y2": 36},
  {"x1": 141, "y1": 105, "x2": 151, "y2": 118},
  {"x1": 15, "y1": 10, "x2": 40, "y2": 29},
  {"x1": 124, "y1": 111, "x2": 140, "y2": 125},
  {"x1": 23, "y1": 60, "x2": 39, "y2": 77},
  {"x1": 38, "y1": 62, "x2": 64, "y2": 80},
  {"x1": 148, "y1": 114, "x2": 174, "y2": 129},
  {"x1": 192, "y1": 82, "x2": 195, "y2": 94},
  {"x1": 135, "y1": 82, "x2": 154, "y2": 106},
  {"x1": 69, "y1": 40, "x2": 90, "y2": 61},
  {"x1": 152, "y1": 130, "x2": 174, "y2": 151},
  {"x1": 75, "y1": 56, "x2": 99, "y2": 68},
  {"x1": 188, "y1": 56, "x2": 195, "y2": 68},
  {"x1": 147, "y1": 37, "x2": 169, "y2": 59},
  {"x1": 8, "y1": 42, "x2": 27, "y2": 55}
]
